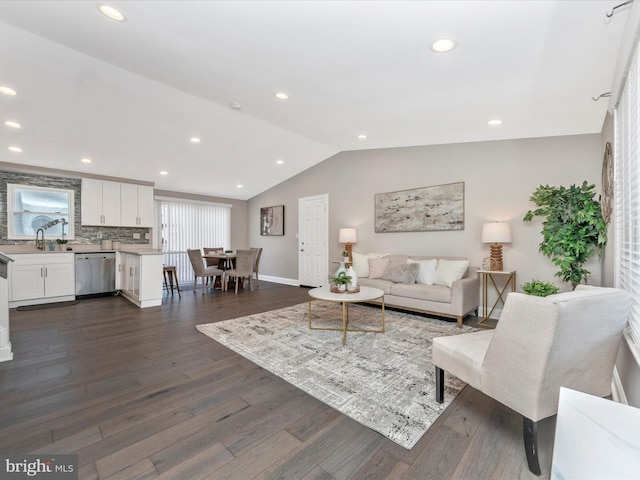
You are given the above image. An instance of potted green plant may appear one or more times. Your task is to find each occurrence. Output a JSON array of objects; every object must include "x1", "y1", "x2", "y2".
[
  {"x1": 329, "y1": 271, "x2": 351, "y2": 292},
  {"x1": 523, "y1": 181, "x2": 608, "y2": 289},
  {"x1": 521, "y1": 279, "x2": 560, "y2": 297},
  {"x1": 56, "y1": 238, "x2": 68, "y2": 251}
]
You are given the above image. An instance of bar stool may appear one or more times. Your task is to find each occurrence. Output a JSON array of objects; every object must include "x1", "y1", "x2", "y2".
[{"x1": 163, "y1": 265, "x2": 181, "y2": 297}]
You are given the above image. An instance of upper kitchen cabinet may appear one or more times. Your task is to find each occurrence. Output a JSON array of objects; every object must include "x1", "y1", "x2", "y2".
[
  {"x1": 81, "y1": 178, "x2": 121, "y2": 226},
  {"x1": 120, "y1": 183, "x2": 154, "y2": 228}
]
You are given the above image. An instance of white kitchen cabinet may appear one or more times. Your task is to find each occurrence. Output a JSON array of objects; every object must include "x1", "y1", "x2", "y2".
[
  {"x1": 120, "y1": 252, "x2": 140, "y2": 299},
  {"x1": 117, "y1": 252, "x2": 162, "y2": 308},
  {"x1": 81, "y1": 178, "x2": 121, "y2": 226},
  {"x1": 9, "y1": 254, "x2": 75, "y2": 307},
  {"x1": 120, "y1": 183, "x2": 154, "y2": 228}
]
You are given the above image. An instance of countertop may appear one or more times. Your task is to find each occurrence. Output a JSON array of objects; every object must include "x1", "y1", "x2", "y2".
[{"x1": 0, "y1": 244, "x2": 165, "y2": 256}]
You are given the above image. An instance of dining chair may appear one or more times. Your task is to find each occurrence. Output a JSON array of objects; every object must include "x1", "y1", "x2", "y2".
[
  {"x1": 186, "y1": 249, "x2": 225, "y2": 295},
  {"x1": 224, "y1": 249, "x2": 256, "y2": 293},
  {"x1": 250, "y1": 247, "x2": 263, "y2": 282}
]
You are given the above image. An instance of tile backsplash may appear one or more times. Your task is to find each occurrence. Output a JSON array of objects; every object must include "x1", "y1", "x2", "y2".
[{"x1": 0, "y1": 170, "x2": 150, "y2": 246}]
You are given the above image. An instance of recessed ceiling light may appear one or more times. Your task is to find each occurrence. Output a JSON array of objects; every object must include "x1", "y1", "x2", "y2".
[
  {"x1": 0, "y1": 86, "x2": 17, "y2": 96},
  {"x1": 276, "y1": 159, "x2": 284, "y2": 165},
  {"x1": 190, "y1": 137, "x2": 201, "y2": 143},
  {"x1": 4, "y1": 121, "x2": 21, "y2": 129},
  {"x1": 81, "y1": 158, "x2": 92, "y2": 164},
  {"x1": 230, "y1": 102, "x2": 242, "y2": 110},
  {"x1": 488, "y1": 119, "x2": 503, "y2": 126},
  {"x1": 430, "y1": 38, "x2": 457, "y2": 53},
  {"x1": 236, "y1": 184, "x2": 243, "y2": 188},
  {"x1": 97, "y1": 3, "x2": 127, "y2": 22},
  {"x1": 160, "y1": 171, "x2": 168, "y2": 175},
  {"x1": 274, "y1": 92, "x2": 289, "y2": 100},
  {"x1": 8, "y1": 146, "x2": 22, "y2": 153},
  {"x1": 357, "y1": 134, "x2": 367, "y2": 139}
]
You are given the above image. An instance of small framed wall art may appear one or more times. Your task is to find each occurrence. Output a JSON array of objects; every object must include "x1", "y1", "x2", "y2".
[{"x1": 260, "y1": 205, "x2": 285, "y2": 236}]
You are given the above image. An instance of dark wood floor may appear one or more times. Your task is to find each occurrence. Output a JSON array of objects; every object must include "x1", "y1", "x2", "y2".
[{"x1": 0, "y1": 281, "x2": 555, "y2": 479}]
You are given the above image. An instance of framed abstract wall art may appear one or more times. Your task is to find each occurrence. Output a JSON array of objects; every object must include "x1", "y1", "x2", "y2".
[
  {"x1": 260, "y1": 205, "x2": 284, "y2": 236},
  {"x1": 375, "y1": 182, "x2": 464, "y2": 232}
]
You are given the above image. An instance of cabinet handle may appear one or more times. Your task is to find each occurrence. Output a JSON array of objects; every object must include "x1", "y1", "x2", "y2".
[
  {"x1": 41, "y1": 267, "x2": 44, "y2": 278},
  {"x1": 44, "y1": 267, "x2": 48, "y2": 278},
  {"x1": 129, "y1": 267, "x2": 133, "y2": 276}
]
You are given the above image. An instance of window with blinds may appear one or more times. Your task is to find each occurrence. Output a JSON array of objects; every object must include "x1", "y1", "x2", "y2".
[
  {"x1": 615, "y1": 40, "x2": 640, "y2": 349},
  {"x1": 159, "y1": 198, "x2": 231, "y2": 286}
]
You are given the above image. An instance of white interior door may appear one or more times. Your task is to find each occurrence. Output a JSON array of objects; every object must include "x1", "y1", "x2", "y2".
[{"x1": 298, "y1": 194, "x2": 328, "y2": 287}]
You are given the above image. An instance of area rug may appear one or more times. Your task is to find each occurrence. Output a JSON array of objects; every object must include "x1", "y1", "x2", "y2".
[{"x1": 196, "y1": 302, "x2": 475, "y2": 449}]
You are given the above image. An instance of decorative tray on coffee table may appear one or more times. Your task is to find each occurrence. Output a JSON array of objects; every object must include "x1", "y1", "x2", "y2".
[{"x1": 330, "y1": 285, "x2": 360, "y2": 294}]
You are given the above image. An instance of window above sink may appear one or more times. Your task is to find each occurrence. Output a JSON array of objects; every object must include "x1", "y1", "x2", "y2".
[{"x1": 7, "y1": 184, "x2": 75, "y2": 240}]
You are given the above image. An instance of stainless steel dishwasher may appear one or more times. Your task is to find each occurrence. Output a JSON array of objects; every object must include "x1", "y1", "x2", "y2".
[{"x1": 75, "y1": 252, "x2": 116, "y2": 298}]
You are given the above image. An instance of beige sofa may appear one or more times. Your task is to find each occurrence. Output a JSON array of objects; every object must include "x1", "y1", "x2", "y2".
[{"x1": 354, "y1": 254, "x2": 479, "y2": 327}]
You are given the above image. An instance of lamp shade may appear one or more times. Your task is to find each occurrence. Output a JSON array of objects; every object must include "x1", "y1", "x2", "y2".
[
  {"x1": 481, "y1": 222, "x2": 512, "y2": 244},
  {"x1": 338, "y1": 228, "x2": 357, "y2": 244}
]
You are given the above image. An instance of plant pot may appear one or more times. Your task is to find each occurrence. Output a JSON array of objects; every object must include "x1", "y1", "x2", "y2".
[{"x1": 337, "y1": 284, "x2": 346, "y2": 292}]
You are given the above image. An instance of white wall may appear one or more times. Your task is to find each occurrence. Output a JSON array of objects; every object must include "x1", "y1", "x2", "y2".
[{"x1": 249, "y1": 133, "x2": 604, "y2": 292}]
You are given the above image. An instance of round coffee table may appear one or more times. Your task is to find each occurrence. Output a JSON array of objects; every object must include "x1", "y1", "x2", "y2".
[{"x1": 307, "y1": 285, "x2": 385, "y2": 345}]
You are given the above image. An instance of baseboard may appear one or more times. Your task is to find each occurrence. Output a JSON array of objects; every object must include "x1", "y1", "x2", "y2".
[
  {"x1": 612, "y1": 366, "x2": 629, "y2": 405},
  {"x1": 259, "y1": 275, "x2": 300, "y2": 286}
]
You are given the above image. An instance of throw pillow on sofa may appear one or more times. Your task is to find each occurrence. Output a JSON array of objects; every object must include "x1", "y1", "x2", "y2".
[
  {"x1": 407, "y1": 258, "x2": 438, "y2": 285},
  {"x1": 352, "y1": 252, "x2": 387, "y2": 277},
  {"x1": 382, "y1": 262, "x2": 420, "y2": 284},
  {"x1": 433, "y1": 259, "x2": 469, "y2": 288},
  {"x1": 368, "y1": 257, "x2": 390, "y2": 279}
]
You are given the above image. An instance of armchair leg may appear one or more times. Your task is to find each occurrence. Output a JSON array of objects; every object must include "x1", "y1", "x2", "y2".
[
  {"x1": 435, "y1": 366, "x2": 444, "y2": 403},
  {"x1": 523, "y1": 417, "x2": 541, "y2": 476}
]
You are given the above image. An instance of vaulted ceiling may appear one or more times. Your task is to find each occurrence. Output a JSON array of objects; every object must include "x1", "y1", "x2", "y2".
[{"x1": 0, "y1": 1, "x2": 630, "y2": 199}]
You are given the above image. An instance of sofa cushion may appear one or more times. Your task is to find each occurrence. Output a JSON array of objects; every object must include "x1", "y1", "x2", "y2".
[
  {"x1": 352, "y1": 252, "x2": 387, "y2": 277},
  {"x1": 382, "y1": 262, "x2": 420, "y2": 284},
  {"x1": 358, "y1": 277, "x2": 394, "y2": 294},
  {"x1": 407, "y1": 258, "x2": 438, "y2": 285},
  {"x1": 368, "y1": 257, "x2": 390, "y2": 279},
  {"x1": 390, "y1": 283, "x2": 452, "y2": 303},
  {"x1": 433, "y1": 259, "x2": 469, "y2": 287}
]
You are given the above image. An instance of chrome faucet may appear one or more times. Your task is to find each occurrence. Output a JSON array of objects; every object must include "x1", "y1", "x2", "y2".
[{"x1": 36, "y1": 228, "x2": 45, "y2": 250}]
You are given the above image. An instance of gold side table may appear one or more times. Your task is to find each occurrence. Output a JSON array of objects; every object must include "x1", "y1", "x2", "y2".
[{"x1": 478, "y1": 269, "x2": 516, "y2": 328}]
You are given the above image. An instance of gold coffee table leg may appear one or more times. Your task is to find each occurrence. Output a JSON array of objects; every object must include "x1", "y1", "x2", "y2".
[{"x1": 342, "y1": 302, "x2": 348, "y2": 345}]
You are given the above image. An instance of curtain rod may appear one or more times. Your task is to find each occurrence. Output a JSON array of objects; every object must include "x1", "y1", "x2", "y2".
[{"x1": 607, "y1": 0, "x2": 634, "y2": 18}]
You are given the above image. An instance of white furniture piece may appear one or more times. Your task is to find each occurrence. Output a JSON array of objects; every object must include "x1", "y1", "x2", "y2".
[
  {"x1": 120, "y1": 183, "x2": 154, "y2": 227},
  {"x1": 308, "y1": 285, "x2": 385, "y2": 345},
  {"x1": 117, "y1": 251, "x2": 163, "y2": 308},
  {"x1": 81, "y1": 178, "x2": 122, "y2": 226},
  {"x1": 0, "y1": 252, "x2": 14, "y2": 362},
  {"x1": 432, "y1": 286, "x2": 633, "y2": 475},
  {"x1": 551, "y1": 387, "x2": 640, "y2": 479},
  {"x1": 9, "y1": 253, "x2": 75, "y2": 308}
]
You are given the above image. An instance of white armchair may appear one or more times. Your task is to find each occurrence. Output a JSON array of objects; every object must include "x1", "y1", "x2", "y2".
[{"x1": 432, "y1": 285, "x2": 633, "y2": 475}]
